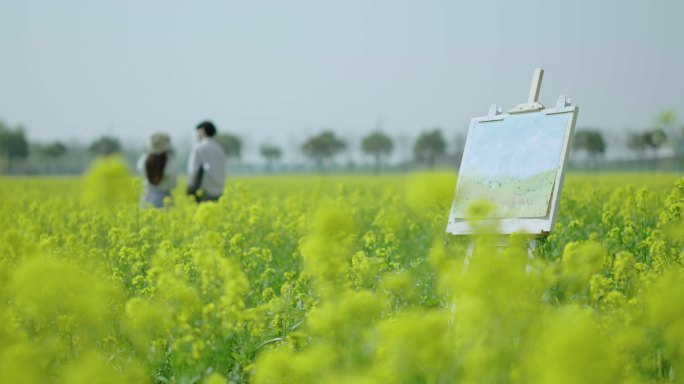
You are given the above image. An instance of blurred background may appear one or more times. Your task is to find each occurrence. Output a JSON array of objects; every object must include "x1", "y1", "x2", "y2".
[{"x1": 0, "y1": 0, "x2": 682, "y2": 175}]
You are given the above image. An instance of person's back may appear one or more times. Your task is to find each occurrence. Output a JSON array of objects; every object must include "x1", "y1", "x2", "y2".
[
  {"x1": 138, "y1": 133, "x2": 177, "y2": 208},
  {"x1": 187, "y1": 121, "x2": 226, "y2": 202}
]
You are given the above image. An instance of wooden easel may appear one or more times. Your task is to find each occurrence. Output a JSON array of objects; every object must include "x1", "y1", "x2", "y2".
[{"x1": 448, "y1": 68, "x2": 579, "y2": 270}]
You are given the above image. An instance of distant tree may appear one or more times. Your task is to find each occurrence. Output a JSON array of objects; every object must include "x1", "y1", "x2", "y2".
[
  {"x1": 573, "y1": 129, "x2": 606, "y2": 169},
  {"x1": 361, "y1": 131, "x2": 393, "y2": 173},
  {"x1": 260, "y1": 145, "x2": 283, "y2": 171},
  {"x1": 88, "y1": 136, "x2": 121, "y2": 157},
  {"x1": 42, "y1": 141, "x2": 68, "y2": 159},
  {"x1": 39, "y1": 141, "x2": 68, "y2": 173},
  {"x1": 654, "y1": 109, "x2": 683, "y2": 172},
  {"x1": 0, "y1": 123, "x2": 29, "y2": 173},
  {"x1": 215, "y1": 133, "x2": 242, "y2": 159},
  {"x1": 627, "y1": 132, "x2": 648, "y2": 164},
  {"x1": 301, "y1": 131, "x2": 346, "y2": 170},
  {"x1": 414, "y1": 129, "x2": 446, "y2": 168},
  {"x1": 642, "y1": 128, "x2": 667, "y2": 169},
  {"x1": 644, "y1": 128, "x2": 667, "y2": 151}
]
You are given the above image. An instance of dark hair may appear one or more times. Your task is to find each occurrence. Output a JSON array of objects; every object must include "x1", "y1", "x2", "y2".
[
  {"x1": 145, "y1": 153, "x2": 168, "y2": 186},
  {"x1": 196, "y1": 121, "x2": 217, "y2": 137}
]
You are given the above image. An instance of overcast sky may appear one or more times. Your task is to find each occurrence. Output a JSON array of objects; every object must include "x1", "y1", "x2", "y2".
[{"x1": 1, "y1": 0, "x2": 682, "y2": 158}]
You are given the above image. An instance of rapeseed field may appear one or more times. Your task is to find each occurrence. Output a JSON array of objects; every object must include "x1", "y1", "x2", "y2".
[{"x1": 1, "y1": 156, "x2": 683, "y2": 383}]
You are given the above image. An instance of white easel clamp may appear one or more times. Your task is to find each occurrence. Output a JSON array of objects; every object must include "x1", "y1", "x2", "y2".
[
  {"x1": 481, "y1": 104, "x2": 504, "y2": 122},
  {"x1": 508, "y1": 68, "x2": 545, "y2": 114},
  {"x1": 546, "y1": 95, "x2": 573, "y2": 115}
]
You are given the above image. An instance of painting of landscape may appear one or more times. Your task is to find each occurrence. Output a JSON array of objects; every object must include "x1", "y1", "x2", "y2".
[{"x1": 453, "y1": 112, "x2": 571, "y2": 219}]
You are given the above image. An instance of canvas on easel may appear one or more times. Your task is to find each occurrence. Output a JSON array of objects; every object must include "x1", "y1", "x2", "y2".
[{"x1": 447, "y1": 69, "x2": 579, "y2": 236}]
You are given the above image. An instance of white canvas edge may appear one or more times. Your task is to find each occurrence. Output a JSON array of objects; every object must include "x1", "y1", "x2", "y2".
[{"x1": 446, "y1": 105, "x2": 579, "y2": 236}]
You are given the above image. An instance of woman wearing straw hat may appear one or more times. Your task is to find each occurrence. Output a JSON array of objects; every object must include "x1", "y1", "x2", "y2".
[{"x1": 136, "y1": 133, "x2": 177, "y2": 208}]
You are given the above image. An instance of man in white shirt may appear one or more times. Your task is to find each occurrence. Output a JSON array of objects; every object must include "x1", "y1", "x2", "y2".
[{"x1": 186, "y1": 121, "x2": 227, "y2": 202}]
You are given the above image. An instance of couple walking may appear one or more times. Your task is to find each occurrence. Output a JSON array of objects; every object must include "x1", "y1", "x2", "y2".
[{"x1": 137, "y1": 121, "x2": 226, "y2": 208}]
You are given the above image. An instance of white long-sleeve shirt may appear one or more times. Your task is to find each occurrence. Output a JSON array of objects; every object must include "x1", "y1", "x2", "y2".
[{"x1": 187, "y1": 138, "x2": 226, "y2": 197}]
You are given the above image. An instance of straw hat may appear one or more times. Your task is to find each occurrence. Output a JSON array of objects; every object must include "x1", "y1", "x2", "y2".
[{"x1": 146, "y1": 133, "x2": 171, "y2": 155}]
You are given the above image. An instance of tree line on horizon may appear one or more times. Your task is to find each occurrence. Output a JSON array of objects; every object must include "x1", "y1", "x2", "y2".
[
  {"x1": 0, "y1": 122, "x2": 452, "y2": 174},
  {"x1": 571, "y1": 109, "x2": 682, "y2": 171},
  {"x1": 1, "y1": 109, "x2": 682, "y2": 174}
]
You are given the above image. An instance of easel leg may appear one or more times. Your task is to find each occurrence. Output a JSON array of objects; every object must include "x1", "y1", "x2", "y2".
[
  {"x1": 465, "y1": 237, "x2": 540, "y2": 273},
  {"x1": 526, "y1": 239, "x2": 538, "y2": 273},
  {"x1": 464, "y1": 240, "x2": 475, "y2": 272}
]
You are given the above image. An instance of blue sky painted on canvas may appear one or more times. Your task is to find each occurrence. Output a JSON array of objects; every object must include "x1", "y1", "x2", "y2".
[{"x1": 459, "y1": 113, "x2": 570, "y2": 180}]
